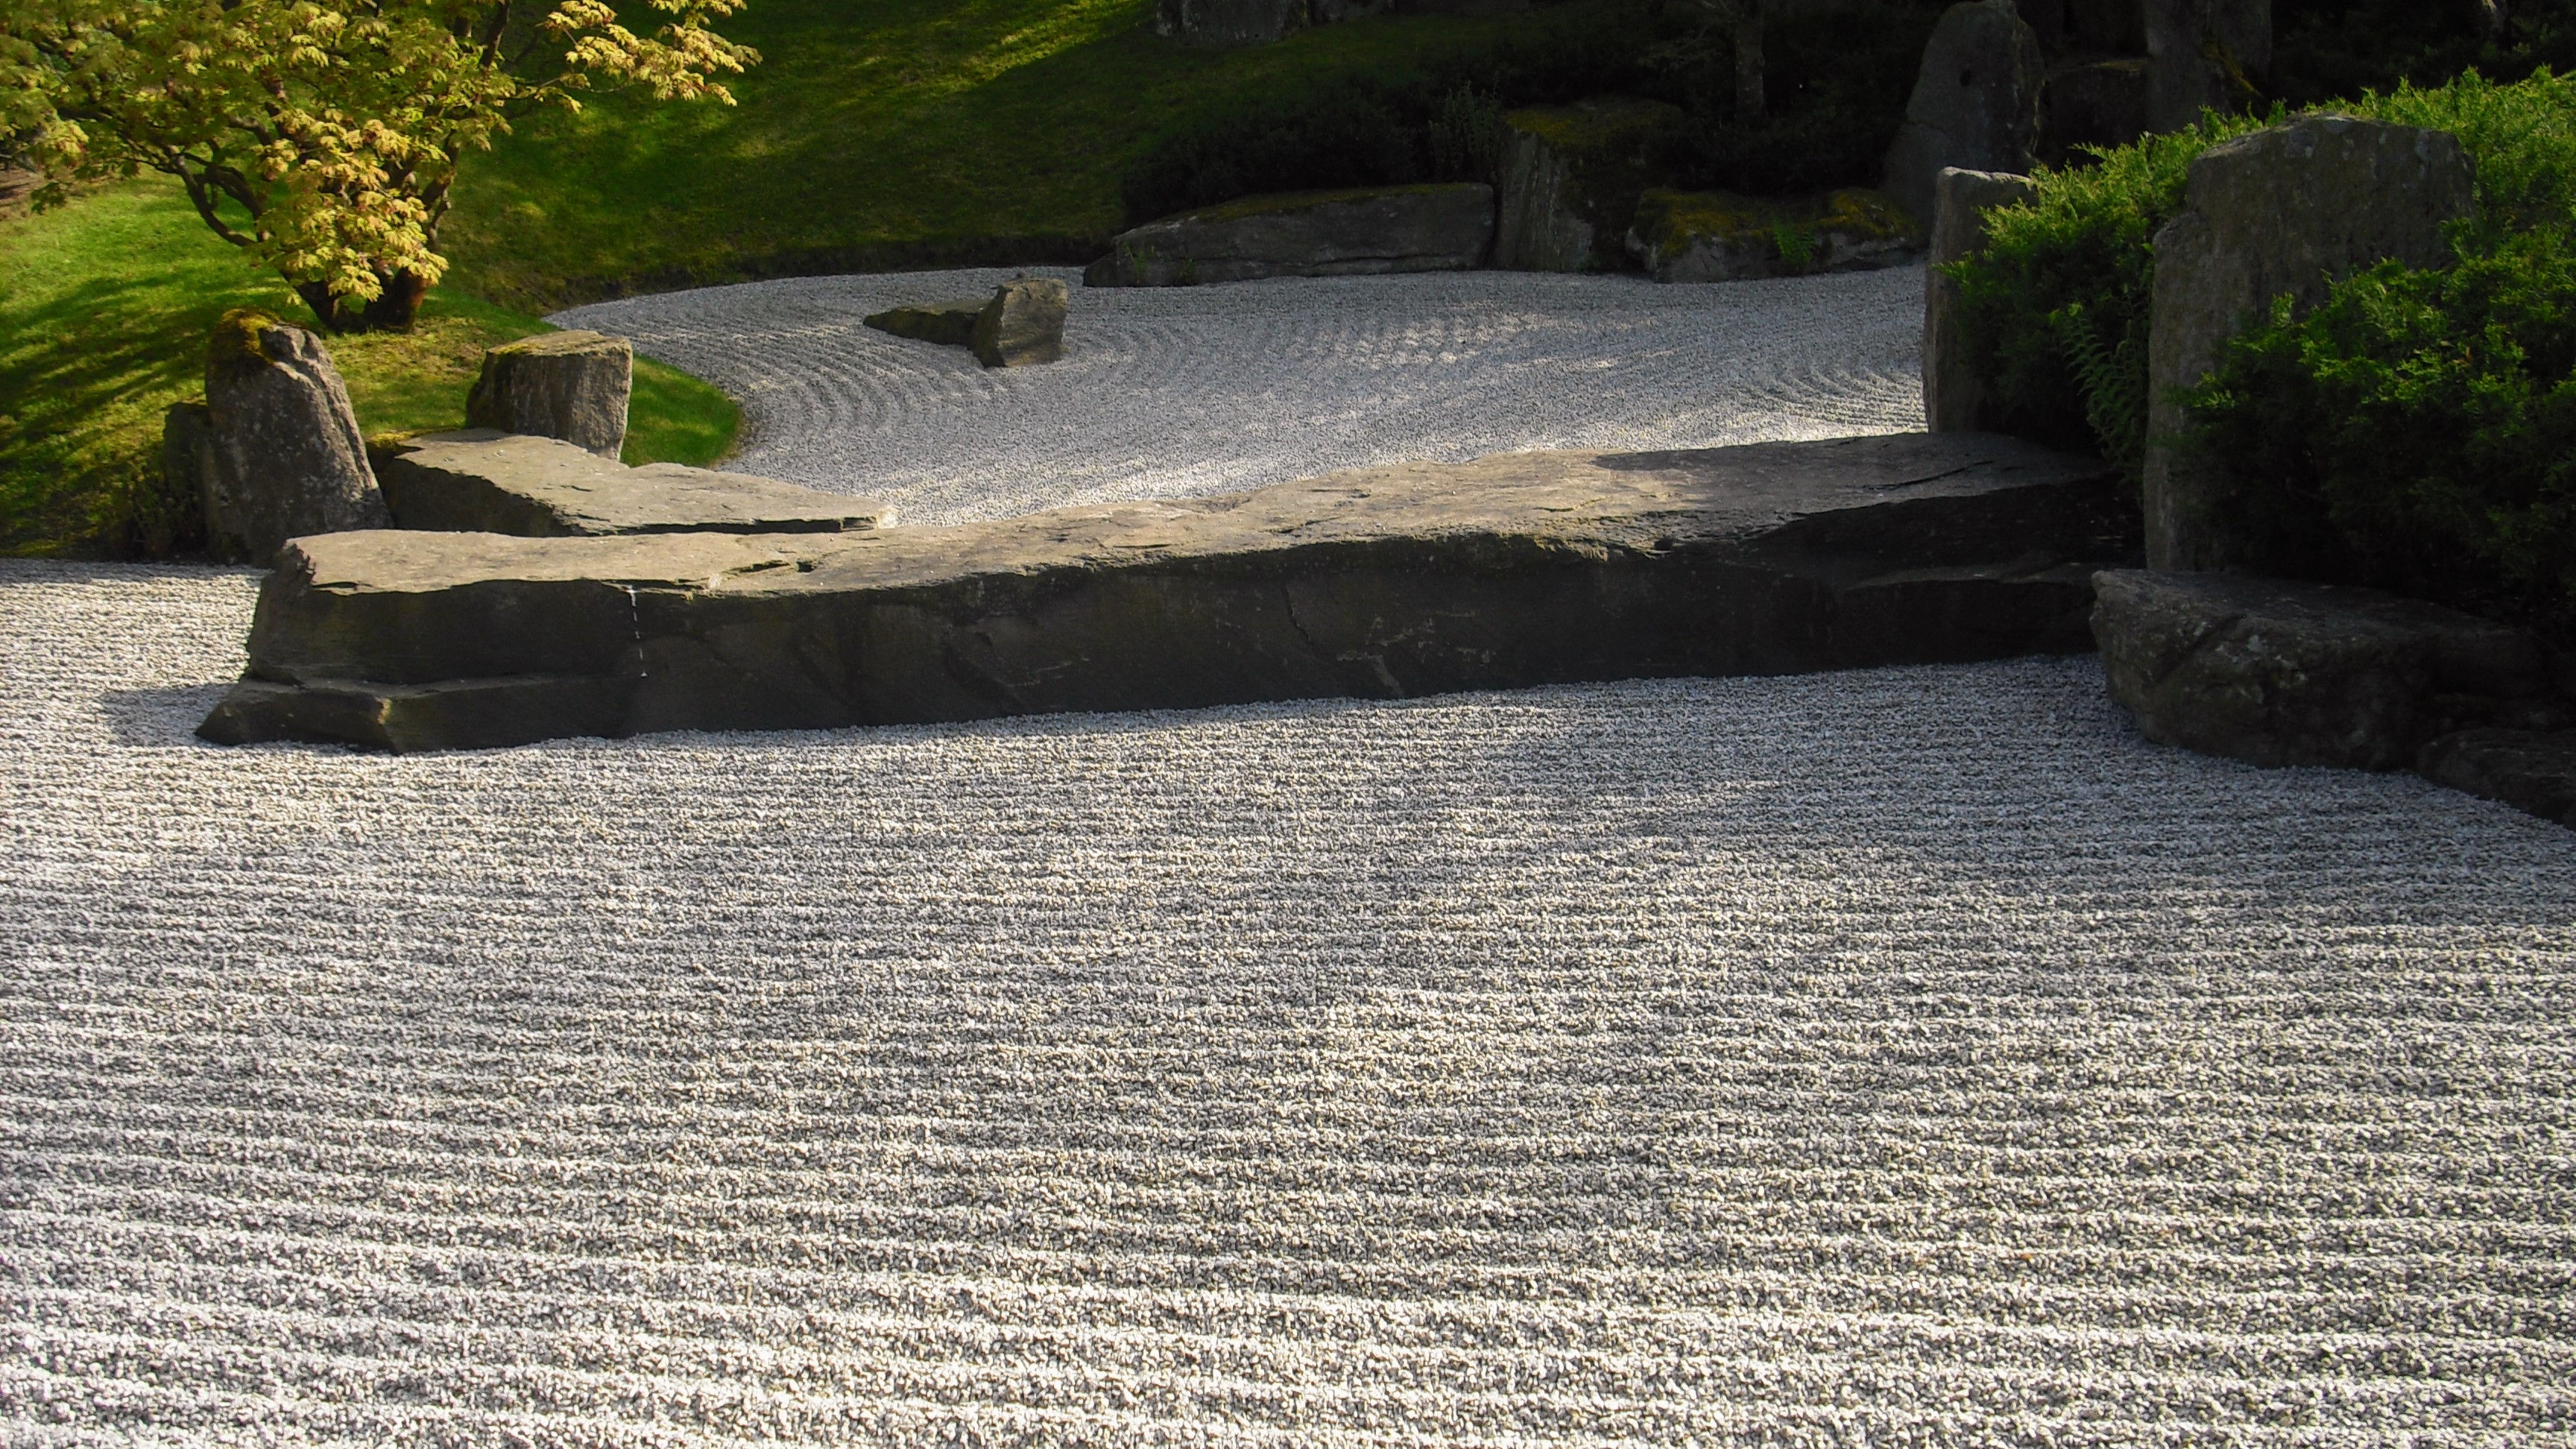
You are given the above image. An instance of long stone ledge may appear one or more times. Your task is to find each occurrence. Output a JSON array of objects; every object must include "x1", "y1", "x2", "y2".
[
  {"x1": 200, "y1": 432, "x2": 2138, "y2": 751},
  {"x1": 376, "y1": 430, "x2": 889, "y2": 537}
]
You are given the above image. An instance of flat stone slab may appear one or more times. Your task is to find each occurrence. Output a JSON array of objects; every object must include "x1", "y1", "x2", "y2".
[
  {"x1": 2418, "y1": 728, "x2": 2576, "y2": 828},
  {"x1": 376, "y1": 431, "x2": 888, "y2": 537},
  {"x1": 201, "y1": 432, "x2": 2138, "y2": 751},
  {"x1": 864, "y1": 297, "x2": 985, "y2": 347},
  {"x1": 1087, "y1": 184, "x2": 1495, "y2": 286},
  {"x1": 2093, "y1": 569, "x2": 2557, "y2": 770}
]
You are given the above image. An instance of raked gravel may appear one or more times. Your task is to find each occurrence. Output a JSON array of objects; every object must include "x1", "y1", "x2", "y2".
[{"x1": 5, "y1": 268, "x2": 2576, "y2": 1445}]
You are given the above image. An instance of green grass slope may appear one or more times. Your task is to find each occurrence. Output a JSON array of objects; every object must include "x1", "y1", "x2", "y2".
[
  {"x1": 441, "y1": 0, "x2": 1577, "y2": 308},
  {"x1": 0, "y1": 183, "x2": 737, "y2": 557}
]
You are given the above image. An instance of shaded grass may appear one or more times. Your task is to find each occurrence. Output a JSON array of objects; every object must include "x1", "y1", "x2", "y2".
[
  {"x1": 0, "y1": 181, "x2": 738, "y2": 558},
  {"x1": 442, "y1": 0, "x2": 1591, "y2": 307}
]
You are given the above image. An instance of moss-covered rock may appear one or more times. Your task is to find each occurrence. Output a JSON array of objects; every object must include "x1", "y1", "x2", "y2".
[
  {"x1": 1493, "y1": 98, "x2": 1683, "y2": 272},
  {"x1": 1626, "y1": 188, "x2": 1923, "y2": 283}
]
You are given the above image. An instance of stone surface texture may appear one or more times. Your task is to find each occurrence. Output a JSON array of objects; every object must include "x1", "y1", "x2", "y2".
[
  {"x1": 1494, "y1": 100, "x2": 1681, "y2": 272},
  {"x1": 2142, "y1": 116, "x2": 2474, "y2": 570},
  {"x1": 1152, "y1": 0, "x2": 1307, "y2": 44},
  {"x1": 2146, "y1": 0, "x2": 2272, "y2": 133},
  {"x1": 1924, "y1": 168, "x2": 2040, "y2": 433},
  {"x1": 1091, "y1": 185, "x2": 1495, "y2": 286},
  {"x1": 203, "y1": 432, "x2": 2137, "y2": 751},
  {"x1": 198, "y1": 311, "x2": 391, "y2": 564},
  {"x1": 2418, "y1": 727, "x2": 2576, "y2": 827},
  {"x1": 1626, "y1": 188, "x2": 1922, "y2": 283},
  {"x1": 464, "y1": 329, "x2": 634, "y2": 459},
  {"x1": 2092, "y1": 568, "x2": 2557, "y2": 770},
  {"x1": 973, "y1": 278, "x2": 1070, "y2": 367},
  {"x1": 555, "y1": 266, "x2": 1931, "y2": 528},
  {"x1": 1882, "y1": 0, "x2": 2047, "y2": 227},
  {"x1": 863, "y1": 296, "x2": 987, "y2": 347},
  {"x1": 376, "y1": 431, "x2": 888, "y2": 537}
]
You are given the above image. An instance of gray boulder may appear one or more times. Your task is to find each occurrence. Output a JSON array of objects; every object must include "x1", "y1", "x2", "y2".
[
  {"x1": 200, "y1": 432, "x2": 2137, "y2": 752},
  {"x1": 2146, "y1": 0, "x2": 2270, "y2": 133},
  {"x1": 1882, "y1": 1, "x2": 2047, "y2": 228},
  {"x1": 1091, "y1": 184, "x2": 1494, "y2": 286},
  {"x1": 376, "y1": 431, "x2": 889, "y2": 537},
  {"x1": 1493, "y1": 99, "x2": 1681, "y2": 272},
  {"x1": 1154, "y1": 0, "x2": 1307, "y2": 45},
  {"x1": 1923, "y1": 168, "x2": 2039, "y2": 433},
  {"x1": 2418, "y1": 729, "x2": 2576, "y2": 829},
  {"x1": 864, "y1": 297, "x2": 986, "y2": 347},
  {"x1": 973, "y1": 278, "x2": 1070, "y2": 368},
  {"x1": 199, "y1": 310, "x2": 391, "y2": 564},
  {"x1": 466, "y1": 329, "x2": 633, "y2": 460},
  {"x1": 2092, "y1": 569, "x2": 2555, "y2": 770},
  {"x1": 2142, "y1": 116, "x2": 2474, "y2": 570}
]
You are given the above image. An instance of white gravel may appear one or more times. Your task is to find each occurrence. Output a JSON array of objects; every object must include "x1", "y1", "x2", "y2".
[
  {"x1": 552, "y1": 265, "x2": 1925, "y2": 523},
  {"x1": 6, "y1": 268, "x2": 2576, "y2": 1445}
]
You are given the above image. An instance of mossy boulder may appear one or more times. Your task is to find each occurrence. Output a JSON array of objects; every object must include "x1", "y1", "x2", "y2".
[
  {"x1": 1626, "y1": 188, "x2": 1923, "y2": 283},
  {"x1": 1088, "y1": 183, "x2": 1494, "y2": 286},
  {"x1": 1493, "y1": 98, "x2": 1683, "y2": 272}
]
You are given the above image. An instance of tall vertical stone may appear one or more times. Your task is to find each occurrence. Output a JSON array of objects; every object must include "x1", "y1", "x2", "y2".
[
  {"x1": 1881, "y1": 1, "x2": 2048, "y2": 228},
  {"x1": 199, "y1": 310, "x2": 391, "y2": 564},
  {"x1": 467, "y1": 330, "x2": 634, "y2": 459},
  {"x1": 2141, "y1": 116, "x2": 2474, "y2": 571},
  {"x1": 1924, "y1": 168, "x2": 2039, "y2": 433},
  {"x1": 972, "y1": 278, "x2": 1070, "y2": 368},
  {"x1": 1493, "y1": 99, "x2": 1682, "y2": 272},
  {"x1": 2145, "y1": 0, "x2": 2270, "y2": 132}
]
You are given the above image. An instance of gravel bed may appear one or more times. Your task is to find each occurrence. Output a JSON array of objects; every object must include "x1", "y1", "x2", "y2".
[
  {"x1": 552, "y1": 265, "x2": 1925, "y2": 523},
  {"x1": 4, "y1": 269, "x2": 2575, "y2": 1444}
]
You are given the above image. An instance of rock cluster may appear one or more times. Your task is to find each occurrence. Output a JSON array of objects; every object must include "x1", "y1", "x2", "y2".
[
  {"x1": 1493, "y1": 99, "x2": 1680, "y2": 272},
  {"x1": 1087, "y1": 185, "x2": 1494, "y2": 286},
  {"x1": 865, "y1": 279, "x2": 1068, "y2": 366}
]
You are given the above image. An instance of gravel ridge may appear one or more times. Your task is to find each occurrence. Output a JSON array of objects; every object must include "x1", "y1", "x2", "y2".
[{"x1": 5, "y1": 269, "x2": 2575, "y2": 1444}]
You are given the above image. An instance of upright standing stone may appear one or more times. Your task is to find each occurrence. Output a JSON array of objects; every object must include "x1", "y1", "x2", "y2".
[
  {"x1": 973, "y1": 278, "x2": 1070, "y2": 368},
  {"x1": 1882, "y1": 1, "x2": 2048, "y2": 228},
  {"x1": 466, "y1": 330, "x2": 634, "y2": 459},
  {"x1": 2141, "y1": 116, "x2": 2474, "y2": 569},
  {"x1": 2145, "y1": 0, "x2": 2270, "y2": 133},
  {"x1": 1924, "y1": 168, "x2": 2039, "y2": 432},
  {"x1": 1493, "y1": 99, "x2": 1682, "y2": 272},
  {"x1": 199, "y1": 310, "x2": 391, "y2": 564}
]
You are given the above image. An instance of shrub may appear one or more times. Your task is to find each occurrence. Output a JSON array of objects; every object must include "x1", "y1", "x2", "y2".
[{"x1": 2181, "y1": 71, "x2": 2576, "y2": 635}]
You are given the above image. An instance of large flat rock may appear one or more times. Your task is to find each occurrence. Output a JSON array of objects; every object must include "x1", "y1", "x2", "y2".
[
  {"x1": 376, "y1": 431, "x2": 888, "y2": 537},
  {"x1": 1089, "y1": 185, "x2": 1494, "y2": 286},
  {"x1": 202, "y1": 432, "x2": 2139, "y2": 751}
]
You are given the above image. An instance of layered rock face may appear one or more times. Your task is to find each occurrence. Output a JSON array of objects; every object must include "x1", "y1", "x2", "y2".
[
  {"x1": 189, "y1": 311, "x2": 391, "y2": 564},
  {"x1": 1923, "y1": 167, "x2": 2039, "y2": 434},
  {"x1": 2142, "y1": 116, "x2": 2474, "y2": 570},
  {"x1": 1626, "y1": 189, "x2": 1921, "y2": 284},
  {"x1": 1090, "y1": 185, "x2": 1494, "y2": 285},
  {"x1": 201, "y1": 432, "x2": 2140, "y2": 752},
  {"x1": 376, "y1": 432, "x2": 888, "y2": 537},
  {"x1": 1493, "y1": 100, "x2": 1679, "y2": 271},
  {"x1": 1882, "y1": 0, "x2": 2047, "y2": 227},
  {"x1": 465, "y1": 330, "x2": 634, "y2": 459}
]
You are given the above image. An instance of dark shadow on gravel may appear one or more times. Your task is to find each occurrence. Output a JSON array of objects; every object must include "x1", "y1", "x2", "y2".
[{"x1": 98, "y1": 682, "x2": 233, "y2": 748}]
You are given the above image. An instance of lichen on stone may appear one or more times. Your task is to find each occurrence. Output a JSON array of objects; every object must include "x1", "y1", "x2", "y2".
[{"x1": 209, "y1": 308, "x2": 286, "y2": 368}]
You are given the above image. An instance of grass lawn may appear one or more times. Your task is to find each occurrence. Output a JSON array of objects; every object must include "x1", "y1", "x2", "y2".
[{"x1": 0, "y1": 182, "x2": 738, "y2": 558}]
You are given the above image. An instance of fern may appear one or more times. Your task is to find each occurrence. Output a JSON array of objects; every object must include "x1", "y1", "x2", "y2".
[{"x1": 2049, "y1": 302, "x2": 2146, "y2": 477}]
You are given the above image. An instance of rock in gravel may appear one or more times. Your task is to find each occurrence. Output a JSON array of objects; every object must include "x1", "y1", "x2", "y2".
[
  {"x1": 2092, "y1": 569, "x2": 2554, "y2": 770},
  {"x1": 198, "y1": 309, "x2": 391, "y2": 565},
  {"x1": 1882, "y1": 0, "x2": 2047, "y2": 228},
  {"x1": 1090, "y1": 185, "x2": 1495, "y2": 286},
  {"x1": 466, "y1": 329, "x2": 634, "y2": 459},
  {"x1": 201, "y1": 432, "x2": 2140, "y2": 751},
  {"x1": 1925, "y1": 167, "x2": 2039, "y2": 434},
  {"x1": 376, "y1": 431, "x2": 888, "y2": 537},
  {"x1": 2417, "y1": 729, "x2": 2576, "y2": 828},
  {"x1": 864, "y1": 297, "x2": 988, "y2": 347},
  {"x1": 973, "y1": 278, "x2": 1069, "y2": 367},
  {"x1": 2145, "y1": 0, "x2": 2270, "y2": 133},
  {"x1": 2142, "y1": 117, "x2": 2473, "y2": 570},
  {"x1": 1494, "y1": 99, "x2": 1680, "y2": 272},
  {"x1": 1625, "y1": 188, "x2": 1921, "y2": 284}
]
